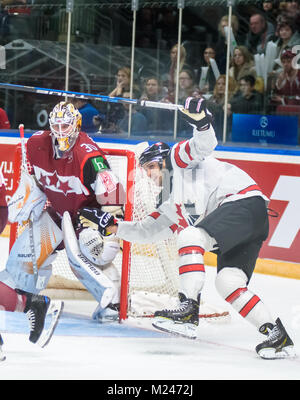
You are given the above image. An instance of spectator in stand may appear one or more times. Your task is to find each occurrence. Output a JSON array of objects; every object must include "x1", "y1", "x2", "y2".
[
  {"x1": 162, "y1": 43, "x2": 190, "y2": 103},
  {"x1": 229, "y1": 46, "x2": 257, "y2": 82},
  {"x1": 0, "y1": 107, "x2": 10, "y2": 129},
  {"x1": 117, "y1": 91, "x2": 148, "y2": 135},
  {"x1": 197, "y1": 46, "x2": 219, "y2": 94},
  {"x1": 270, "y1": 49, "x2": 300, "y2": 106},
  {"x1": 210, "y1": 74, "x2": 238, "y2": 107},
  {"x1": 209, "y1": 74, "x2": 238, "y2": 139},
  {"x1": 178, "y1": 69, "x2": 197, "y2": 104},
  {"x1": 261, "y1": 0, "x2": 280, "y2": 25},
  {"x1": 269, "y1": 17, "x2": 300, "y2": 65},
  {"x1": 229, "y1": 74, "x2": 264, "y2": 115},
  {"x1": 139, "y1": 77, "x2": 171, "y2": 133},
  {"x1": 109, "y1": 66, "x2": 131, "y2": 98},
  {"x1": 245, "y1": 12, "x2": 276, "y2": 54},
  {"x1": 72, "y1": 99, "x2": 103, "y2": 134}
]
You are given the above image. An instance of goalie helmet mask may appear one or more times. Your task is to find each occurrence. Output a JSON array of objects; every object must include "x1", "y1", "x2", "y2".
[
  {"x1": 49, "y1": 102, "x2": 82, "y2": 159},
  {"x1": 139, "y1": 142, "x2": 172, "y2": 171}
]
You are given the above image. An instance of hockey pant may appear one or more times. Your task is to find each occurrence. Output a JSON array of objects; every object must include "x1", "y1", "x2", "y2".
[{"x1": 177, "y1": 226, "x2": 274, "y2": 328}]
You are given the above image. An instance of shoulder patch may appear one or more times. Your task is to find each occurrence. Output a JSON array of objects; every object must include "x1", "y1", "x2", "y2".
[{"x1": 91, "y1": 156, "x2": 109, "y2": 172}]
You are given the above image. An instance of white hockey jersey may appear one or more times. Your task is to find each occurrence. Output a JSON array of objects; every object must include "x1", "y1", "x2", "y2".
[{"x1": 116, "y1": 125, "x2": 269, "y2": 244}]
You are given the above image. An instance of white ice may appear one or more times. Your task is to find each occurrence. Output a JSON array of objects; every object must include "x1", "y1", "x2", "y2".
[{"x1": 0, "y1": 236, "x2": 299, "y2": 380}]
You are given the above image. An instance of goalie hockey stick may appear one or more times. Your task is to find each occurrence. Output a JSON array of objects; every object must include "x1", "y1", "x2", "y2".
[
  {"x1": 18, "y1": 123, "x2": 39, "y2": 285},
  {"x1": 0, "y1": 82, "x2": 183, "y2": 111}
]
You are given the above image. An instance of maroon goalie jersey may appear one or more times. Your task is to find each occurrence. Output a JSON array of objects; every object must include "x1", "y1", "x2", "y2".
[
  {"x1": 27, "y1": 130, "x2": 124, "y2": 222},
  {"x1": 0, "y1": 169, "x2": 8, "y2": 234}
]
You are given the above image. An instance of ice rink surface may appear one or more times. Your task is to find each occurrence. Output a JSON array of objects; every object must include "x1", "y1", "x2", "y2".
[{"x1": 0, "y1": 237, "x2": 299, "y2": 381}]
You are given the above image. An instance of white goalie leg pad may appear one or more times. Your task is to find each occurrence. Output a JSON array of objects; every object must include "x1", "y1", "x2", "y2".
[
  {"x1": 215, "y1": 267, "x2": 275, "y2": 328},
  {"x1": 3, "y1": 211, "x2": 62, "y2": 294},
  {"x1": 177, "y1": 227, "x2": 213, "y2": 301},
  {"x1": 62, "y1": 212, "x2": 117, "y2": 309}
]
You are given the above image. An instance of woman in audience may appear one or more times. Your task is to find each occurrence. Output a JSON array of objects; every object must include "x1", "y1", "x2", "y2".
[
  {"x1": 229, "y1": 46, "x2": 257, "y2": 82},
  {"x1": 270, "y1": 49, "x2": 300, "y2": 106}
]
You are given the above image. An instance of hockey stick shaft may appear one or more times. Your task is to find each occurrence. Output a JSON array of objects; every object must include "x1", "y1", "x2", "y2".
[
  {"x1": 18, "y1": 123, "x2": 39, "y2": 285},
  {"x1": 0, "y1": 82, "x2": 183, "y2": 111}
]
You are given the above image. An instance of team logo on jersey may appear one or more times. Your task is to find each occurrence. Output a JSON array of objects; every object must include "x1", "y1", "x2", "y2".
[
  {"x1": 91, "y1": 156, "x2": 108, "y2": 173},
  {"x1": 34, "y1": 167, "x2": 89, "y2": 196}
]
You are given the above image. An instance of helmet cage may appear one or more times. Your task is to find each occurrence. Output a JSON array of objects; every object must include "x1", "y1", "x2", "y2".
[{"x1": 49, "y1": 102, "x2": 82, "y2": 154}]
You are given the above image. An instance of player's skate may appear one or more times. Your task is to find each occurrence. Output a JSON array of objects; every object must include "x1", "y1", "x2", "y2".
[
  {"x1": 152, "y1": 297, "x2": 199, "y2": 339},
  {"x1": 256, "y1": 318, "x2": 295, "y2": 359},
  {"x1": 92, "y1": 302, "x2": 120, "y2": 322},
  {"x1": 0, "y1": 334, "x2": 5, "y2": 361},
  {"x1": 20, "y1": 290, "x2": 64, "y2": 348}
]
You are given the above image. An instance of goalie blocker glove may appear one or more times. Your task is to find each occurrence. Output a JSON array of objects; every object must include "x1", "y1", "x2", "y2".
[
  {"x1": 179, "y1": 97, "x2": 213, "y2": 131},
  {"x1": 78, "y1": 207, "x2": 116, "y2": 236}
]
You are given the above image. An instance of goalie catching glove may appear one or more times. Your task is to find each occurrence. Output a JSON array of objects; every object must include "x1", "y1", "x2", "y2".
[
  {"x1": 78, "y1": 207, "x2": 116, "y2": 236},
  {"x1": 179, "y1": 97, "x2": 213, "y2": 130}
]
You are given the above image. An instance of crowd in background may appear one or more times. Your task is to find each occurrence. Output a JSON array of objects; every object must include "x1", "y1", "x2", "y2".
[{"x1": 0, "y1": 0, "x2": 299, "y2": 141}]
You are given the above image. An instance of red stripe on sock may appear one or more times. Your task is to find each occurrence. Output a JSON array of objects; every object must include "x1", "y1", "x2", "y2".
[
  {"x1": 239, "y1": 295, "x2": 260, "y2": 318},
  {"x1": 225, "y1": 287, "x2": 247, "y2": 304},
  {"x1": 179, "y1": 245, "x2": 205, "y2": 256},
  {"x1": 179, "y1": 264, "x2": 205, "y2": 274}
]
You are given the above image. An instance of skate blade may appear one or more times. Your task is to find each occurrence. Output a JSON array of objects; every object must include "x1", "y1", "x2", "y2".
[
  {"x1": 257, "y1": 345, "x2": 296, "y2": 360},
  {"x1": 152, "y1": 318, "x2": 198, "y2": 339},
  {"x1": 37, "y1": 300, "x2": 64, "y2": 348}
]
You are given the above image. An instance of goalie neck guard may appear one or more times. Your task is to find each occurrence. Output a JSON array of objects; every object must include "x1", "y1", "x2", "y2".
[{"x1": 49, "y1": 101, "x2": 82, "y2": 159}]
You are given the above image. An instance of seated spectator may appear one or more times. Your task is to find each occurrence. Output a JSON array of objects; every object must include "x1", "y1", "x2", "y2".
[
  {"x1": 161, "y1": 43, "x2": 190, "y2": 103},
  {"x1": 229, "y1": 46, "x2": 257, "y2": 82},
  {"x1": 229, "y1": 75, "x2": 264, "y2": 115},
  {"x1": 268, "y1": 17, "x2": 300, "y2": 65},
  {"x1": 270, "y1": 49, "x2": 300, "y2": 106},
  {"x1": 109, "y1": 66, "x2": 139, "y2": 98},
  {"x1": 72, "y1": 99, "x2": 103, "y2": 134},
  {"x1": 0, "y1": 107, "x2": 10, "y2": 129},
  {"x1": 178, "y1": 68, "x2": 197, "y2": 103},
  {"x1": 209, "y1": 74, "x2": 238, "y2": 139},
  {"x1": 139, "y1": 77, "x2": 171, "y2": 133},
  {"x1": 245, "y1": 12, "x2": 276, "y2": 54},
  {"x1": 261, "y1": 0, "x2": 280, "y2": 25},
  {"x1": 140, "y1": 76, "x2": 165, "y2": 102},
  {"x1": 197, "y1": 46, "x2": 219, "y2": 94},
  {"x1": 210, "y1": 74, "x2": 238, "y2": 107},
  {"x1": 117, "y1": 91, "x2": 148, "y2": 135}
]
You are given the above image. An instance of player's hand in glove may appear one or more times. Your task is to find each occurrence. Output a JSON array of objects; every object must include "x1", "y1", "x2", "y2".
[
  {"x1": 179, "y1": 97, "x2": 213, "y2": 130},
  {"x1": 78, "y1": 207, "x2": 116, "y2": 236}
]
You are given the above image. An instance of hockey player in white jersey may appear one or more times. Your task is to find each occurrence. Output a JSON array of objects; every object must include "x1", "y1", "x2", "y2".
[{"x1": 78, "y1": 97, "x2": 295, "y2": 360}]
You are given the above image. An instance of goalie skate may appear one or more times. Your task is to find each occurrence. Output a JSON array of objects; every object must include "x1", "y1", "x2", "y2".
[
  {"x1": 256, "y1": 318, "x2": 296, "y2": 360},
  {"x1": 22, "y1": 291, "x2": 64, "y2": 348}
]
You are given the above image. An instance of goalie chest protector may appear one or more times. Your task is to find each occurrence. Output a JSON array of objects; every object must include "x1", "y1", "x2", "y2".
[{"x1": 27, "y1": 130, "x2": 107, "y2": 220}]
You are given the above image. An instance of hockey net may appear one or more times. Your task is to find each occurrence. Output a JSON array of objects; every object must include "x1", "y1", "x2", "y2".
[{"x1": 9, "y1": 143, "x2": 230, "y2": 322}]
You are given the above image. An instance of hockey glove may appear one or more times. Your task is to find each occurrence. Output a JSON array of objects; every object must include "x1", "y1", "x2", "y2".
[
  {"x1": 179, "y1": 97, "x2": 213, "y2": 130},
  {"x1": 78, "y1": 207, "x2": 116, "y2": 236}
]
